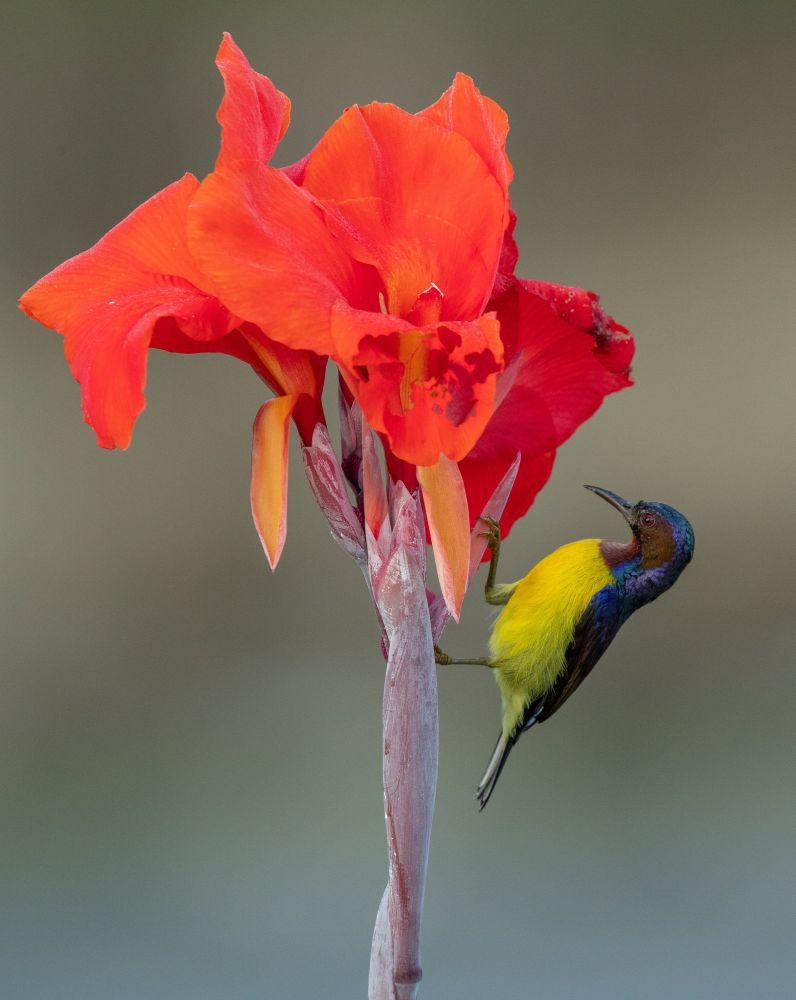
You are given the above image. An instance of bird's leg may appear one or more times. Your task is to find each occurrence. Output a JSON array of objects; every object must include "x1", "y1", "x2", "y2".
[
  {"x1": 480, "y1": 515, "x2": 509, "y2": 606},
  {"x1": 434, "y1": 645, "x2": 492, "y2": 667},
  {"x1": 433, "y1": 516, "x2": 507, "y2": 667}
]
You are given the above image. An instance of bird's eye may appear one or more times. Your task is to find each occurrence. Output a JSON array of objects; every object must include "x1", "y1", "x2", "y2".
[{"x1": 641, "y1": 513, "x2": 656, "y2": 527}]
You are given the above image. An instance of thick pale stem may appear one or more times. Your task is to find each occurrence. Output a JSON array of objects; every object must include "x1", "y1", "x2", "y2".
[
  {"x1": 369, "y1": 499, "x2": 437, "y2": 998},
  {"x1": 303, "y1": 424, "x2": 437, "y2": 997},
  {"x1": 302, "y1": 422, "x2": 519, "y2": 998}
]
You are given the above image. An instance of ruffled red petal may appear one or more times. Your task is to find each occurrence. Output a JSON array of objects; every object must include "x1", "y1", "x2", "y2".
[
  {"x1": 332, "y1": 304, "x2": 503, "y2": 466},
  {"x1": 215, "y1": 33, "x2": 291, "y2": 168},
  {"x1": 302, "y1": 102, "x2": 506, "y2": 321},
  {"x1": 457, "y1": 278, "x2": 634, "y2": 547},
  {"x1": 20, "y1": 175, "x2": 237, "y2": 449},
  {"x1": 522, "y1": 278, "x2": 635, "y2": 375},
  {"x1": 491, "y1": 278, "x2": 634, "y2": 446}
]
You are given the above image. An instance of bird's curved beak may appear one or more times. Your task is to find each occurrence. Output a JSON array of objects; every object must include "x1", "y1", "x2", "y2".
[{"x1": 584, "y1": 485, "x2": 635, "y2": 523}]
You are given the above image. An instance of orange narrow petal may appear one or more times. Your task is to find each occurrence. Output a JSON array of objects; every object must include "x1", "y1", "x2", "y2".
[
  {"x1": 215, "y1": 33, "x2": 291, "y2": 168},
  {"x1": 418, "y1": 456, "x2": 470, "y2": 621},
  {"x1": 250, "y1": 394, "x2": 297, "y2": 570}
]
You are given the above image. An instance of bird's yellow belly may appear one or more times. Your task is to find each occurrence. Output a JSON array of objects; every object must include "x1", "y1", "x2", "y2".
[{"x1": 488, "y1": 539, "x2": 613, "y2": 738}]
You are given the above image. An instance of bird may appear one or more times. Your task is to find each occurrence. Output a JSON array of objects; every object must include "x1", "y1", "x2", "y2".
[{"x1": 434, "y1": 486, "x2": 695, "y2": 810}]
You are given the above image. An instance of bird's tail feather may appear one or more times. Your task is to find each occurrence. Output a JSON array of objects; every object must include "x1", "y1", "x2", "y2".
[
  {"x1": 475, "y1": 700, "x2": 546, "y2": 810},
  {"x1": 475, "y1": 733, "x2": 516, "y2": 811}
]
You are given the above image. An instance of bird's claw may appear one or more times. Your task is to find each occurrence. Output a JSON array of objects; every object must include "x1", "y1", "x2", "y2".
[
  {"x1": 477, "y1": 515, "x2": 501, "y2": 550},
  {"x1": 434, "y1": 644, "x2": 453, "y2": 666}
]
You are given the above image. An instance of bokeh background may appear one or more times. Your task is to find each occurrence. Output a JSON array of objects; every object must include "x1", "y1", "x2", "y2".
[{"x1": 3, "y1": 1, "x2": 794, "y2": 997}]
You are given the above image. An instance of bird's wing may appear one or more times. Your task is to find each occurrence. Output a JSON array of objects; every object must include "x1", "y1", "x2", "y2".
[{"x1": 536, "y1": 585, "x2": 621, "y2": 723}]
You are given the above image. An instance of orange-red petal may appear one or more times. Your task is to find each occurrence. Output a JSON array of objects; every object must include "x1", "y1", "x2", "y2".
[
  {"x1": 19, "y1": 175, "x2": 236, "y2": 449},
  {"x1": 188, "y1": 161, "x2": 378, "y2": 354},
  {"x1": 250, "y1": 394, "x2": 297, "y2": 570},
  {"x1": 215, "y1": 33, "x2": 291, "y2": 168},
  {"x1": 332, "y1": 304, "x2": 503, "y2": 466},
  {"x1": 302, "y1": 103, "x2": 507, "y2": 320},
  {"x1": 417, "y1": 456, "x2": 470, "y2": 621},
  {"x1": 419, "y1": 72, "x2": 513, "y2": 192}
]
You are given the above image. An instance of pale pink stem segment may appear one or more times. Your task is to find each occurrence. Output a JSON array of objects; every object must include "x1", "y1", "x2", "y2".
[{"x1": 368, "y1": 483, "x2": 437, "y2": 1000}]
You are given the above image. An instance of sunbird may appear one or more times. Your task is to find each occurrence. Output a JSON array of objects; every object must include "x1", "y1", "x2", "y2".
[{"x1": 434, "y1": 486, "x2": 695, "y2": 809}]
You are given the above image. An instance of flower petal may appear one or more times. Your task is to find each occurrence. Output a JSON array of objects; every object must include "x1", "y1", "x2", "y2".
[
  {"x1": 458, "y1": 451, "x2": 556, "y2": 547},
  {"x1": 303, "y1": 103, "x2": 507, "y2": 320},
  {"x1": 489, "y1": 278, "x2": 634, "y2": 448},
  {"x1": 215, "y1": 32, "x2": 291, "y2": 168},
  {"x1": 491, "y1": 205, "x2": 519, "y2": 297},
  {"x1": 19, "y1": 175, "x2": 236, "y2": 449},
  {"x1": 522, "y1": 278, "x2": 635, "y2": 377},
  {"x1": 332, "y1": 304, "x2": 503, "y2": 466},
  {"x1": 241, "y1": 325, "x2": 327, "y2": 442},
  {"x1": 456, "y1": 278, "x2": 634, "y2": 545},
  {"x1": 188, "y1": 161, "x2": 377, "y2": 353},
  {"x1": 250, "y1": 394, "x2": 297, "y2": 570},
  {"x1": 418, "y1": 456, "x2": 470, "y2": 621},
  {"x1": 419, "y1": 72, "x2": 513, "y2": 191}
]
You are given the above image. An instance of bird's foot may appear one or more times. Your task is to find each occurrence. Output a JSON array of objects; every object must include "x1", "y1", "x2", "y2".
[
  {"x1": 478, "y1": 515, "x2": 501, "y2": 552},
  {"x1": 434, "y1": 644, "x2": 454, "y2": 665}
]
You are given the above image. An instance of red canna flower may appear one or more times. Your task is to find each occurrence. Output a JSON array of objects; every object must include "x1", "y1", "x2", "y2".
[{"x1": 20, "y1": 32, "x2": 634, "y2": 602}]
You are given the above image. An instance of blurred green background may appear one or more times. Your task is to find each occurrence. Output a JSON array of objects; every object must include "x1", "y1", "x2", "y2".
[{"x1": 3, "y1": 1, "x2": 794, "y2": 997}]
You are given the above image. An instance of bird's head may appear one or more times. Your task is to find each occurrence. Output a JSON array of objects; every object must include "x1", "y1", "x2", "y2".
[{"x1": 585, "y1": 485, "x2": 695, "y2": 575}]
